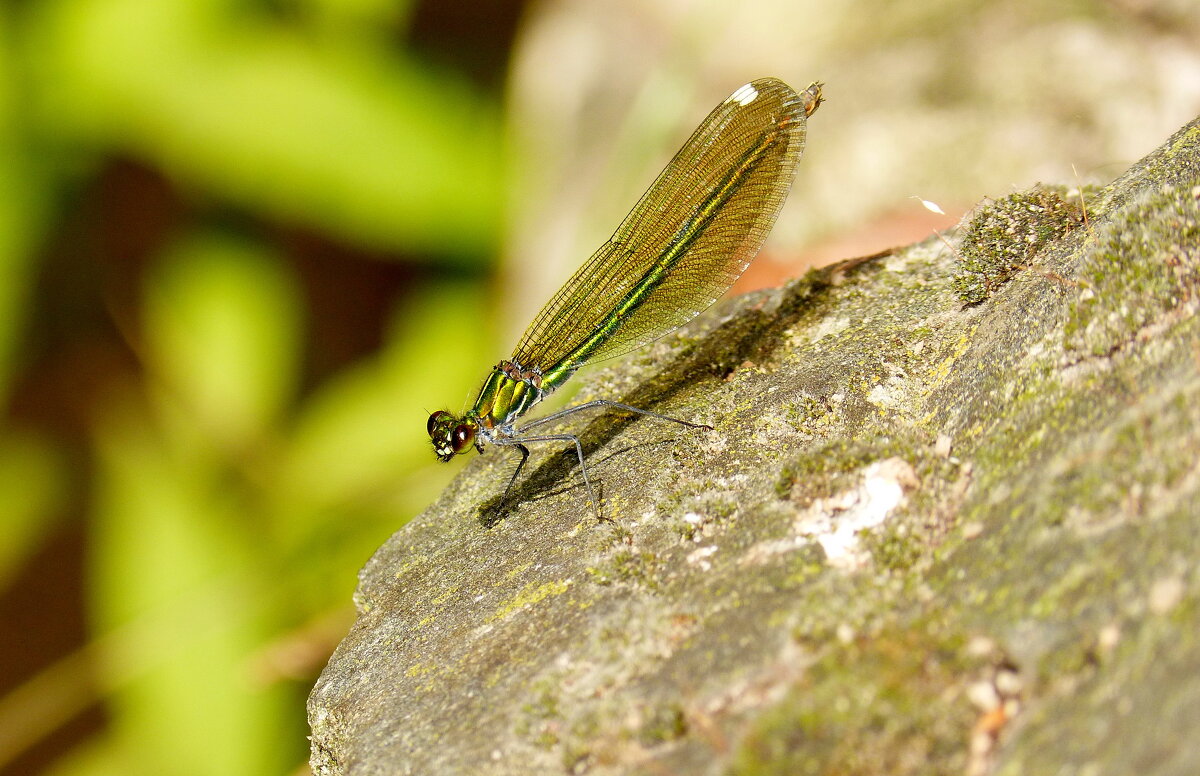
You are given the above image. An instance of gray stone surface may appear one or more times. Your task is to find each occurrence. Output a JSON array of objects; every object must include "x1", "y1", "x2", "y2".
[{"x1": 309, "y1": 115, "x2": 1200, "y2": 776}]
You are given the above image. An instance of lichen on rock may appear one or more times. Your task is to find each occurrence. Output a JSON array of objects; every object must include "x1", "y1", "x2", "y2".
[
  {"x1": 1065, "y1": 181, "x2": 1200, "y2": 356},
  {"x1": 951, "y1": 185, "x2": 1087, "y2": 306},
  {"x1": 309, "y1": 114, "x2": 1200, "y2": 776}
]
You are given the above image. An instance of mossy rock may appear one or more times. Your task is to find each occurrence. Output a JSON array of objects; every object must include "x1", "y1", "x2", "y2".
[{"x1": 308, "y1": 114, "x2": 1200, "y2": 776}]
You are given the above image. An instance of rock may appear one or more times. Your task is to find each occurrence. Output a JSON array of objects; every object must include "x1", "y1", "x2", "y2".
[{"x1": 308, "y1": 115, "x2": 1200, "y2": 776}]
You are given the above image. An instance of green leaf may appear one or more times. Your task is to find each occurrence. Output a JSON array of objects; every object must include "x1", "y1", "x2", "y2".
[
  {"x1": 29, "y1": 0, "x2": 500, "y2": 260},
  {"x1": 90, "y1": 398, "x2": 296, "y2": 776},
  {"x1": 279, "y1": 279, "x2": 491, "y2": 521},
  {"x1": 0, "y1": 428, "x2": 64, "y2": 587},
  {"x1": 0, "y1": 7, "x2": 48, "y2": 406},
  {"x1": 143, "y1": 233, "x2": 302, "y2": 451}
]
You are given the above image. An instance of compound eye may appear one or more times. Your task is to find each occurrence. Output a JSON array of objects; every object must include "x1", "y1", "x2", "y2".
[
  {"x1": 451, "y1": 424, "x2": 474, "y2": 453},
  {"x1": 427, "y1": 411, "x2": 451, "y2": 437}
]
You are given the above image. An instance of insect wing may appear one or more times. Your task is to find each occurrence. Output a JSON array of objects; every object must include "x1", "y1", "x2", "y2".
[{"x1": 513, "y1": 78, "x2": 815, "y2": 372}]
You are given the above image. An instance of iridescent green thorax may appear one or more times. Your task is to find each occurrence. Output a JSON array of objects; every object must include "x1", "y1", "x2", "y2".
[{"x1": 471, "y1": 360, "x2": 548, "y2": 429}]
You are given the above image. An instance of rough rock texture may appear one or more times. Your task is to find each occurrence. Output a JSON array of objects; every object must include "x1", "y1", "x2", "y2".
[{"x1": 309, "y1": 115, "x2": 1200, "y2": 776}]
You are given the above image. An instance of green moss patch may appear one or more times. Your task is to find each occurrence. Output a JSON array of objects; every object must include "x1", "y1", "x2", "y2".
[
  {"x1": 1065, "y1": 181, "x2": 1200, "y2": 355},
  {"x1": 952, "y1": 186, "x2": 1087, "y2": 305},
  {"x1": 729, "y1": 627, "x2": 992, "y2": 776}
]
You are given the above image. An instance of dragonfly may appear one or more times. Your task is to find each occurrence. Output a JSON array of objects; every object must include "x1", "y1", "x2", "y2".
[{"x1": 428, "y1": 77, "x2": 824, "y2": 519}]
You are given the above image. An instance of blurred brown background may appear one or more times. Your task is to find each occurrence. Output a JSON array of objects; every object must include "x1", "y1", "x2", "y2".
[{"x1": 0, "y1": 1, "x2": 1197, "y2": 774}]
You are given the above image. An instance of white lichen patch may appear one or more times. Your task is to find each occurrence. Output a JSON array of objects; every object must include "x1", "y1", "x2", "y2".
[
  {"x1": 866, "y1": 375, "x2": 912, "y2": 413},
  {"x1": 789, "y1": 314, "x2": 850, "y2": 348},
  {"x1": 686, "y1": 545, "x2": 719, "y2": 570},
  {"x1": 753, "y1": 407, "x2": 800, "y2": 447},
  {"x1": 681, "y1": 420, "x2": 725, "y2": 456},
  {"x1": 866, "y1": 382, "x2": 901, "y2": 410},
  {"x1": 740, "y1": 535, "x2": 808, "y2": 565},
  {"x1": 794, "y1": 457, "x2": 919, "y2": 568}
]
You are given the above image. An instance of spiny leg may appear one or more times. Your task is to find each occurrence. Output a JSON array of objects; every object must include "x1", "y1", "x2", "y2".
[
  {"x1": 495, "y1": 433, "x2": 603, "y2": 521},
  {"x1": 519, "y1": 399, "x2": 712, "y2": 433},
  {"x1": 490, "y1": 441, "x2": 530, "y2": 520}
]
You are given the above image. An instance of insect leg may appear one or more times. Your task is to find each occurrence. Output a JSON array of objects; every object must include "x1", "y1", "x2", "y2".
[
  {"x1": 497, "y1": 433, "x2": 603, "y2": 521},
  {"x1": 520, "y1": 399, "x2": 712, "y2": 432},
  {"x1": 492, "y1": 442, "x2": 531, "y2": 516}
]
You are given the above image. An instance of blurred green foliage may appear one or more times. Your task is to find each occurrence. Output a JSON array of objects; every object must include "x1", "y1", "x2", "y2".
[
  {"x1": 5, "y1": 0, "x2": 1189, "y2": 772},
  {"x1": 26, "y1": 0, "x2": 501, "y2": 258},
  {"x1": 0, "y1": 0, "x2": 504, "y2": 773}
]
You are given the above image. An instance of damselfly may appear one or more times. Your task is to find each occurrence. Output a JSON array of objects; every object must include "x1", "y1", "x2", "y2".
[{"x1": 428, "y1": 78, "x2": 823, "y2": 519}]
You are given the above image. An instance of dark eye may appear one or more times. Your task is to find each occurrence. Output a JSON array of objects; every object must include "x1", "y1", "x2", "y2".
[
  {"x1": 451, "y1": 424, "x2": 474, "y2": 452},
  {"x1": 427, "y1": 411, "x2": 450, "y2": 436}
]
